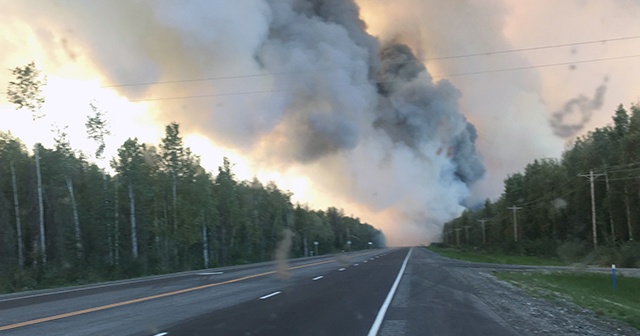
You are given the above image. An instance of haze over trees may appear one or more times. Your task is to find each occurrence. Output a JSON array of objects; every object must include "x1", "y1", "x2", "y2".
[
  {"x1": 0, "y1": 63, "x2": 383, "y2": 293},
  {"x1": 442, "y1": 104, "x2": 640, "y2": 267}
]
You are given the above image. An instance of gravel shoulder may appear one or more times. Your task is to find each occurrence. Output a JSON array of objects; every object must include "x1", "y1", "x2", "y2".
[{"x1": 382, "y1": 248, "x2": 640, "y2": 336}]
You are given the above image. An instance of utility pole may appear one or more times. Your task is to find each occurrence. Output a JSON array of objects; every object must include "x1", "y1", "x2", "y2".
[
  {"x1": 624, "y1": 185, "x2": 634, "y2": 241},
  {"x1": 507, "y1": 206, "x2": 522, "y2": 242},
  {"x1": 463, "y1": 225, "x2": 471, "y2": 245},
  {"x1": 454, "y1": 228, "x2": 461, "y2": 246},
  {"x1": 478, "y1": 219, "x2": 489, "y2": 245},
  {"x1": 604, "y1": 171, "x2": 615, "y2": 242},
  {"x1": 580, "y1": 170, "x2": 605, "y2": 247}
]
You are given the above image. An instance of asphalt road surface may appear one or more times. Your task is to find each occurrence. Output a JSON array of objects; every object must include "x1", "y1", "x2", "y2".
[{"x1": 1, "y1": 247, "x2": 526, "y2": 336}]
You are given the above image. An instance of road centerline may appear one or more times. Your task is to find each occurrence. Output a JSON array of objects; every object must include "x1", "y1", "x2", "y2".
[{"x1": 0, "y1": 259, "x2": 335, "y2": 332}]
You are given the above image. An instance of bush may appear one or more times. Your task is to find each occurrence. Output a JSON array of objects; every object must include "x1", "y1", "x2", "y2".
[
  {"x1": 519, "y1": 239, "x2": 557, "y2": 258},
  {"x1": 557, "y1": 240, "x2": 587, "y2": 263},
  {"x1": 619, "y1": 242, "x2": 640, "y2": 268},
  {"x1": 584, "y1": 246, "x2": 619, "y2": 266}
]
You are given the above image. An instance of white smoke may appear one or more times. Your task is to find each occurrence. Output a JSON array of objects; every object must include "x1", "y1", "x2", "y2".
[{"x1": 0, "y1": 0, "x2": 486, "y2": 245}]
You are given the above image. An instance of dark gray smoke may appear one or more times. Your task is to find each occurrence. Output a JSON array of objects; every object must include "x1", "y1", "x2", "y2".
[
  {"x1": 375, "y1": 42, "x2": 485, "y2": 184},
  {"x1": 549, "y1": 79, "x2": 608, "y2": 138}
]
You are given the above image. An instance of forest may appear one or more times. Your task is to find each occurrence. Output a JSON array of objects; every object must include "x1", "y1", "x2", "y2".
[
  {"x1": 442, "y1": 103, "x2": 640, "y2": 267},
  {"x1": 0, "y1": 63, "x2": 383, "y2": 293}
]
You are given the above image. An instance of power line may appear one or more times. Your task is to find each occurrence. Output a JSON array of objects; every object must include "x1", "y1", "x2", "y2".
[
  {"x1": 422, "y1": 34, "x2": 640, "y2": 62},
  {"x1": 127, "y1": 89, "x2": 281, "y2": 102},
  {"x1": 100, "y1": 34, "x2": 640, "y2": 89},
  {"x1": 518, "y1": 175, "x2": 580, "y2": 208},
  {"x1": 5, "y1": 36, "x2": 640, "y2": 101},
  {"x1": 430, "y1": 53, "x2": 640, "y2": 79},
  {"x1": 115, "y1": 53, "x2": 640, "y2": 103}
]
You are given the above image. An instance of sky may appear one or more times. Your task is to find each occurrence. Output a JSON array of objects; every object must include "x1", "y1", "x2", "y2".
[{"x1": 2, "y1": 0, "x2": 640, "y2": 246}]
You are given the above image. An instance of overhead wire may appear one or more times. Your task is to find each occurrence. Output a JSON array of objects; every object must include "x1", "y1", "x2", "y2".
[
  {"x1": 37, "y1": 35, "x2": 640, "y2": 101},
  {"x1": 4, "y1": 34, "x2": 640, "y2": 101},
  {"x1": 117, "y1": 53, "x2": 640, "y2": 103},
  {"x1": 95, "y1": 34, "x2": 640, "y2": 90},
  {"x1": 422, "y1": 34, "x2": 640, "y2": 61}
]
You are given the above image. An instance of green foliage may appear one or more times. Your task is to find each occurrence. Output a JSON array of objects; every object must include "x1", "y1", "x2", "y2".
[
  {"x1": 556, "y1": 240, "x2": 588, "y2": 263},
  {"x1": 442, "y1": 103, "x2": 640, "y2": 265},
  {"x1": 619, "y1": 242, "x2": 640, "y2": 268},
  {"x1": 0, "y1": 120, "x2": 383, "y2": 293},
  {"x1": 6, "y1": 61, "x2": 46, "y2": 120},
  {"x1": 86, "y1": 101, "x2": 111, "y2": 159}
]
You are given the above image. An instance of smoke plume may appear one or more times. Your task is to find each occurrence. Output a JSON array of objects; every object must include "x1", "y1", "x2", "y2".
[
  {"x1": 0, "y1": 0, "x2": 486, "y2": 245},
  {"x1": 549, "y1": 80, "x2": 608, "y2": 138}
]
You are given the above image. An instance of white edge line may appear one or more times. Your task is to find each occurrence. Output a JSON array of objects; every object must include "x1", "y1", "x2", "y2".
[
  {"x1": 153, "y1": 333, "x2": 168, "y2": 336},
  {"x1": 259, "y1": 291, "x2": 281, "y2": 300},
  {"x1": 367, "y1": 247, "x2": 413, "y2": 336},
  {"x1": 312, "y1": 276, "x2": 324, "y2": 281},
  {"x1": 339, "y1": 268, "x2": 346, "y2": 271}
]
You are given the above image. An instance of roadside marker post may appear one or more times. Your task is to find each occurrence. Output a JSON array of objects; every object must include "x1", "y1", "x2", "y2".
[{"x1": 612, "y1": 264, "x2": 617, "y2": 293}]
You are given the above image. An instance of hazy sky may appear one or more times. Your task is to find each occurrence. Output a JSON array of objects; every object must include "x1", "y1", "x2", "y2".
[{"x1": 2, "y1": 0, "x2": 640, "y2": 245}]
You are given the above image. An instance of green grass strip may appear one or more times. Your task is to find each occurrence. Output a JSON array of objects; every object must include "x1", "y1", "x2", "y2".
[
  {"x1": 427, "y1": 246, "x2": 565, "y2": 266},
  {"x1": 497, "y1": 271, "x2": 640, "y2": 329}
]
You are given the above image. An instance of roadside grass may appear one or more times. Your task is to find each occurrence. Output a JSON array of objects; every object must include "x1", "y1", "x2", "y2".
[
  {"x1": 427, "y1": 245, "x2": 565, "y2": 266},
  {"x1": 497, "y1": 271, "x2": 640, "y2": 329}
]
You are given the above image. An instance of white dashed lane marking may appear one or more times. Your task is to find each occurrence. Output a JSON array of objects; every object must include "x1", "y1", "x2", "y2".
[{"x1": 259, "y1": 291, "x2": 281, "y2": 300}]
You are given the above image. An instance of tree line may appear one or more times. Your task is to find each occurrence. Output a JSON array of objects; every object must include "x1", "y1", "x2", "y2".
[
  {"x1": 0, "y1": 63, "x2": 383, "y2": 292},
  {"x1": 441, "y1": 104, "x2": 640, "y2": 266}
]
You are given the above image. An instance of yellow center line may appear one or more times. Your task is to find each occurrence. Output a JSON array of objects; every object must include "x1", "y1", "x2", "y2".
[{"x1": 0, "y1": 259, "x2": 335, "y2": 331}]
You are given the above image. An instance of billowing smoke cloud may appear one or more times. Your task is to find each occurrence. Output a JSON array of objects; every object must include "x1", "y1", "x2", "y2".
[
  {"x1": 375, "y1": 43, "x2": 484, "y2": 184},
  {"x1": 0, "y1": 0, "x2": 485, "y2": 245},
  {"x1": 355, "y1": 0, "x2": 640, "y2": 208},
  {"x1": 549, "y1": 80, "x2": 608, "y2": 138}
]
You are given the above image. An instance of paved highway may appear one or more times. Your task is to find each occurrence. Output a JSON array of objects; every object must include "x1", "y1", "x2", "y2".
[{"x1": 0, "y1": 247, "x2": 524, "y2": 335}]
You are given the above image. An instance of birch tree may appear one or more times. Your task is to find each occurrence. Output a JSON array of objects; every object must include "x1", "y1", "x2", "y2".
[
  {"x1": 7, "y1": 62, "x2": 47, "y2": 264},
  {"x1": 0, "y1": 134, "x2": 27, "y2": 268},
  {"x1": 160, "y1": 122, "x2": 186, "y2": 235},
  {"x1": 86, "y1": 101, "x2": 113, "y2": 262},
  {"x1": 52, "y1": 125, "x2": 83, "y2": 259},
  {"x1": 113, "y1": 138, "x2": 146, "y2": 259}
]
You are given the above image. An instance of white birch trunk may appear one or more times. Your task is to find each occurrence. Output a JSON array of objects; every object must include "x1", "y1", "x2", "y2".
[
  {"x1": 34, "y1": 144, "x2": 46, "y2": 264},
  {"x1": 10, "y1": 161, "x2": 24, "y2": 268},
  {"x1": 128, "y1": 181, "x2": 138, "y2": 258},
  {"x1": 172, "y1": 172, "x2": 177, "y2": 234},
  {"x1": 202, "y1": 219, "x2": 209, "y2": 268},
  {"x1": 104, "y1": 173, "x2": 113, "y2": 264},
  {"x1": 65, "y1": 175, "x2": 83, "y2": 259},
  {"x1": 114, "y1": 180, "x2": 120, "y2": 264}
]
